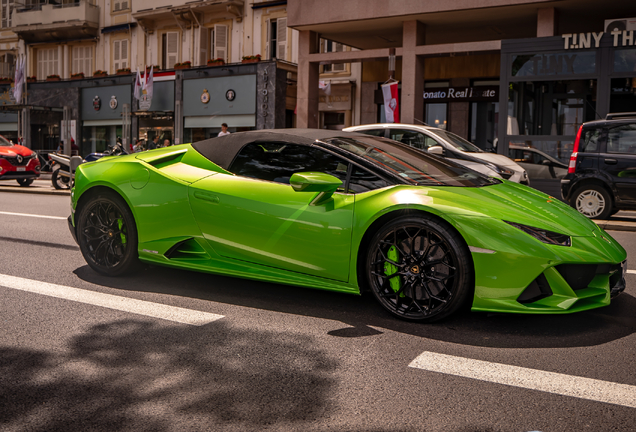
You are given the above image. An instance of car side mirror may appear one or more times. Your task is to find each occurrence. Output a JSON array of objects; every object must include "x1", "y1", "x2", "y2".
[
  {"x1": 428, "y1": 145, "x2": 444, "y2": 156},
  {"x1": 541, "y1": 159, "x2": 551, "y2": 165},
  {"x1": 290, "y1": 172, "x2": 343, "y2": 206}
]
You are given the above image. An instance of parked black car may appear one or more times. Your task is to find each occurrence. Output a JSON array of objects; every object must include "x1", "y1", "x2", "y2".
[{"x1": 561, "y1": 113, "x2": 636, "y2": 219}]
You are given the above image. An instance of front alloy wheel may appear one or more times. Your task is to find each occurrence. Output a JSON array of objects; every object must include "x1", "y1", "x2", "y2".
[
  {"x1": 366, "y1": 216, "x2": 473, "y2": 322},
  {"x1": 77, "y1": 191, "x2": 139, "y2": 276}
]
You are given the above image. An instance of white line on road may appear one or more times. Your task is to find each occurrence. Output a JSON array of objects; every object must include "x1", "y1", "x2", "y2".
[
  {"x1": 627, "y1": 270, "x2": 636, "y2": 274},
  {"x1": 0, "y1": 273, "x2": 224, "y2": 326},
  {"x1": 0, "y1": 211, "x2": 67, "y2": 220},
  {"x1": 409, "y1": 351, "x2": 636, "y2": 409}
]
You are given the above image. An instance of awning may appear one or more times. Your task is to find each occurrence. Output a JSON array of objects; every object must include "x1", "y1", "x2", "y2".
[
  {"x1": 0, "y1": 122, "x2": 17, "y2": 131},
  {"x1": 184, "y1": 114, "x2": 255, "y2": 128},
  {"x1": 252, "y1": 0, "x2": 287, "y2": 9},
  {"x1": 101, "y1": 23, "x2": 137, "y2": 34},
  {"x1": 83, "y1": 119, "x2": 123, "y2": 126}
]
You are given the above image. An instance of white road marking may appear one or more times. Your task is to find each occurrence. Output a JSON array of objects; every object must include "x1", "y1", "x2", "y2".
[
  {"x1": 409, "y1": 351, "x2": 636, "y2": 409},
  {"x1": 0, "y1": 211, "x2": 67, "y2": 220},
  {"x1": 0, "y1": 274, "x2": 224, "y2": 326},
  {"x1": 627, "y1": 270, "x2": 636, "y2": 274}
]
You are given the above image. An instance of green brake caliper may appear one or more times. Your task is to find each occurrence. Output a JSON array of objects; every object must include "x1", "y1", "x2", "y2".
[
  {"x1": 384, "y1": 245, "x2": 403, "y2": 296},
  {"x1": 117, "y1": 218, "x2": 127, "y2": 246}
]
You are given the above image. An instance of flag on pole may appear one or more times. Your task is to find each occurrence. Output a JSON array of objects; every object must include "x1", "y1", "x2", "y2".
[
  {"x1": 134, "y1": 67, "x2": 142, "y2": 100},
  {"x1": 13, "y1": 55, "x2": 25, "y2": 104},
  {"x1": 381, "y1": 81, "x2": 399, "y2": 123},
  {"x1": 145, "y1": 65, "x2": 154, "y2": 100}
]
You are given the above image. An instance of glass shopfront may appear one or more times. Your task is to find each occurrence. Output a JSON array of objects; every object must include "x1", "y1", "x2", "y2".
[
  {"x1": 81, "y1": 85, "x2": 131, "y2": 157},
  {"x1": 499, "y1": 32, "x2": 636, "y2": 164}
]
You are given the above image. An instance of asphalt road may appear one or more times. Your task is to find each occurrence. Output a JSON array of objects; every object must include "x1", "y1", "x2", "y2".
[{"x1": 1, "y1": 191, "x2": 635, "y2": 432}]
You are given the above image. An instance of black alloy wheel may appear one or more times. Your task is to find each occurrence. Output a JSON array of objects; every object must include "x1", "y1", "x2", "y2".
[
  {"x1": 17, "y1": 178, "x2": 33, "y2": 187},
  {"x1": 77, "y1": 191, "x2": 139, "y2": 276},
  {"x1": 366, "y1": 216, "x2": 473, "y2": 322}
]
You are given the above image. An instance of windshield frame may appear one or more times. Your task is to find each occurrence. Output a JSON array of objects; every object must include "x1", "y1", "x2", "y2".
[
  {"x1": 426, "y1": 129, "x2": 484, "y2": 153},
  {"x1": 317, "y1": 135, "x2": 499, "y2": 188}
]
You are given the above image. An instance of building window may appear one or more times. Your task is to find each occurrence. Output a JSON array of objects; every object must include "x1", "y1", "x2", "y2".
[
  {"x1": 113, "y1": 39, "x2": 129, "y2": 72},
  {"x1": 162, "y1": 32, "x2": 179, "y2": 70},
  {"x1": 211, "y1": 24, "x2": 228, "y2": 63},
  {"x1": 320, "y1": 39, "x2": 347, "y2": 73},
  {"x1": 266, "y1": 17, "x2": 287, "y2": 60},
  {"x1": 112, "y1": 0, "x2": 130, "y2": 13},
  {"x1": 1, "y1": 0, "x2": 13, "y2": 29},
  {"x1": 0, "y1": 52, "x2": 15, "y2": 77},
  {"x1": 72, "y1": 46, "x2": 93, "y2": 76},
  {"x1": 37, "y1": 48, "x2": 59, "y2": 80}
]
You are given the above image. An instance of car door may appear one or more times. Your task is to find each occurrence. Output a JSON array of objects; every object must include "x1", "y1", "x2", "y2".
[
  {"x1": 602, "y1": 123, "x2": 636, "y2": 203},
  {"x1": 188, "y1": 142, "x2": 355, "y2": 282}
]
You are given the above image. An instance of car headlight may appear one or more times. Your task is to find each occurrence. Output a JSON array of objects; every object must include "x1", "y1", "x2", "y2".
[
  {"x1": 505, "y1": 221, "x2": 571, "y2": 246},
  {"x1": 486, "y1": 163, "x2": 514, "y2": 179}
]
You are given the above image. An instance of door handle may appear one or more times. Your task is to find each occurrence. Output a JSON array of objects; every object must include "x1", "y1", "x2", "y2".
[
  {"x1": 193, "y1": 191, "x2": 220, "y2": 203},
  {"x1": 604, "y1": 159, "x2": 617, "y2": 165}
]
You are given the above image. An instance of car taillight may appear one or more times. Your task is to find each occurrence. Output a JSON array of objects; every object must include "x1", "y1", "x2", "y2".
[{"x1": 568, "y1": 125, "x2": 583, "y2": 174}]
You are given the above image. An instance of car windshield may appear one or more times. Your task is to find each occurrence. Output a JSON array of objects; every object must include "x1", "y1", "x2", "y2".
[
  {"x1": 427, "y1": 129, "x2": 483, "y2": 152},
  {"x1": 0, "y1": 135, "x2": 12, "y2": 146},
  {"x1": 321, "y1": 136, "x2": 498, "y2": 187}
]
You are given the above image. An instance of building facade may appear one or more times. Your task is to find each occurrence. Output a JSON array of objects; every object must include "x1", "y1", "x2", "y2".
[{"x1": 289, "y1": 0, "x2": 636, "y2": 163}]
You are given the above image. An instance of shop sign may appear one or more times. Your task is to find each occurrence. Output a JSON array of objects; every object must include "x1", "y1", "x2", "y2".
[
  {"x1": 422, "y1": 86, "x2": 498, "y2": 103},
  {"x1": 109, "y1": 96, "x2": 118, "y2": 110},
  {"x1": 319, "y1": 83, "x2": 352, "y2": 111},
  {"x1": 563, "y1": 31, "x2": 636, "y2": 50},
  {"x1": 93, "y1": 96, "x2": 101, "y2": 111},
  {"x1": 226, "y1": 89, "x2": 236, "y2": 101},
  {"x1": 201, "y1": 89, "x2": 210, "y2": 104}
]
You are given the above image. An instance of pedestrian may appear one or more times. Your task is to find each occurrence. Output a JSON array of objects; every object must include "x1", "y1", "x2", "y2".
[
  {"x1": 133, "y1": 139, "x2": 144, "y2": 153},
  {"x1": 163, "y1": 139, "x2": 171, "y2": 147},
  {"x1": 148, "y1": 135, "x2": 159, "y2": 150},
  {"x1": 218, "y1": 123, "x2": 230, "y2": 137}
]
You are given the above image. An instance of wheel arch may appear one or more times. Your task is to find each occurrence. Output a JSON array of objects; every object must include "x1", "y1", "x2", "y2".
[
  {"x1": 568, "y1": 177, "x2": 614, "y2": 204},
  {"x1": 355, "y1": 207, "x2": 474, "y2": 293},
  {"x1": 74, "y1": 184, "x2": 136, "y2": 229}
]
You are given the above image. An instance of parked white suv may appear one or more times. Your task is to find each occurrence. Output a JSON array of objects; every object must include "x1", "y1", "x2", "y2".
[{"x1": 344, "y1": 124, "x2": 529, "y2": 184}]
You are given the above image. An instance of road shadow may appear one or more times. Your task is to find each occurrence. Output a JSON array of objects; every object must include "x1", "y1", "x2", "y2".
[
  {"x1": 0, "y1": 319, "x2": 338, "y2": 431},
  {"x1": 74, "y1": 265, "x2": 636, "y2": 350}
]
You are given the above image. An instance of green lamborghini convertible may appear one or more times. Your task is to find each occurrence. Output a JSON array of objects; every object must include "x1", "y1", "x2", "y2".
[{"x1": 68, "y1": 129, "x2": 627, "y2": 322}]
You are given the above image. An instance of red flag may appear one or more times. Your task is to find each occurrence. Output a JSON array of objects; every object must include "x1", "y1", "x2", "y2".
[{"x1": 381, "y1": 81, "x2": 399, "y2": 123}]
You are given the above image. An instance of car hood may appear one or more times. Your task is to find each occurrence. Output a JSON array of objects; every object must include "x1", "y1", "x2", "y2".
[
  {"x1": 467, "y1": 152, "x2": 524, "y2": 172},
  {"x1": 0, "y1": 145, "x2": 32, "y2": 157},
  {"x1": 391, "y1": 181, "x2": 598, "y2": 237}
]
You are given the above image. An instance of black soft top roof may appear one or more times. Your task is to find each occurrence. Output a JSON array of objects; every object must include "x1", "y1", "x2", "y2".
[{"x1": 191, "y1": 128, "x2": 370, "y2": 170}]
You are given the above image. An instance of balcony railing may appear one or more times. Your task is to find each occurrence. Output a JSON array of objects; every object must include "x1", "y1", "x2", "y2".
[{"x1": 13, "y1": 0, "x2": 99, "y2": 28}]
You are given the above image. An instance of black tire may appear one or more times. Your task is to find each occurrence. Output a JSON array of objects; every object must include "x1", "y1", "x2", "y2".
[
  {"x1": 365, "y1": 215, "x2": 473, "y2": 322},
  {"x1": 51, "y1": 167, "x2": 70, "y2": 190},
  {"x1": 572, "y1": 184, "x2": 613, "y2": 220},
  {"x1": 17, "y1": 178, "x2": 33, "y2": 187},
  {"x1": 77, "y1": 190, "x2": 139, "y2": 276}
]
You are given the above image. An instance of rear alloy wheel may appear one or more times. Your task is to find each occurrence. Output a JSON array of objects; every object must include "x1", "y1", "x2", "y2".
[
  {"x1": 573, "y1": 185, "x2": 612, "y2": 220},
  {"x1": 366, "y1": 216, "x2": 473, "y2": 322},
  {"x1": 77, "y1": 191, "x2": 139, "y2": 276},
  {"x1": 17, "y1": 178, "x2": 33, "y2": 187},
  {"x1": 51, "y1": 167, "x2": 71, "y2": 190}
]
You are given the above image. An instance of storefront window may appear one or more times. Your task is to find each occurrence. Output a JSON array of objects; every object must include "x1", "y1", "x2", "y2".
[
  {"x1": 610, "y1": 77, "x2": 636, "y2": 113},
  {"x1": 425, "y1": 104, "x2": 447, "y2": 130},
  {"x1": 512, "y1": 52, "x2": 597, "y2": 77},
  {"x1": 507, "y1": 80, "x2": 597, "y2": 137},
  {"x1": 614, "y1": 48, "x2": 636, "y2": 73},
  {"x1": 81, "y1": 125, "x2": 122, "y2": 156}
]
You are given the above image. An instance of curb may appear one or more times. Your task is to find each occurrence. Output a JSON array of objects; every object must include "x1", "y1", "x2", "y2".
[
  {"x1": 0, "y1": 186, "x2": 70, "y2": 196},
  {"x1": 593, "y1": 220, "x2": 636, "y2": 232}
]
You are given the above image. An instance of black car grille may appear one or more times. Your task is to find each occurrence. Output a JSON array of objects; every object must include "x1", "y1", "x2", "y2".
[{"x1": 3, "y1": 156, "x2": 29, "y2": 166}]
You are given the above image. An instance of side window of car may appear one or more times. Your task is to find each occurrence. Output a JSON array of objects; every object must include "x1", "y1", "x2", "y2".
[
  {"x1": 229, "y1": 142, "x2": 349, "y2": 190},
  {"x1": 606, "y1": 124, "x2": 636, "y2": 154},
  {"x1": 389, "y1": 129, "x2": 431, "y2": 150},
  {"x1": 348, "y1": 166, "x2": 391, "y2": 194},
  {"x1": 580, "y1": 128, "x2": 601, "y2": 153},
  {"x1": 359, "y1": 129, "x2": 386, "y2": 138}
]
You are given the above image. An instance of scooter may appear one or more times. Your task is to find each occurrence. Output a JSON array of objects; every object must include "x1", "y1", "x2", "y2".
[{"x1": 49, "y1": 143, "x2": 127, "y2": 189}]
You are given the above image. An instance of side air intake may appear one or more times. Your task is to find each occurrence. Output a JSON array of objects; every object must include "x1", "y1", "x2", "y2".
[
  {"x1": 517, "y1": 273, "x2": 553, "y2": 304},
  {"x1": 165, "y1": 238, "x2": 209, "y2": 261}
]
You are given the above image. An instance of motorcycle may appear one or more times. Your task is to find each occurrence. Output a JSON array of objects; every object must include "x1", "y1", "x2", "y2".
[{"x1": 49, "y1": 143, "x2": 127, "y2": 189}]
